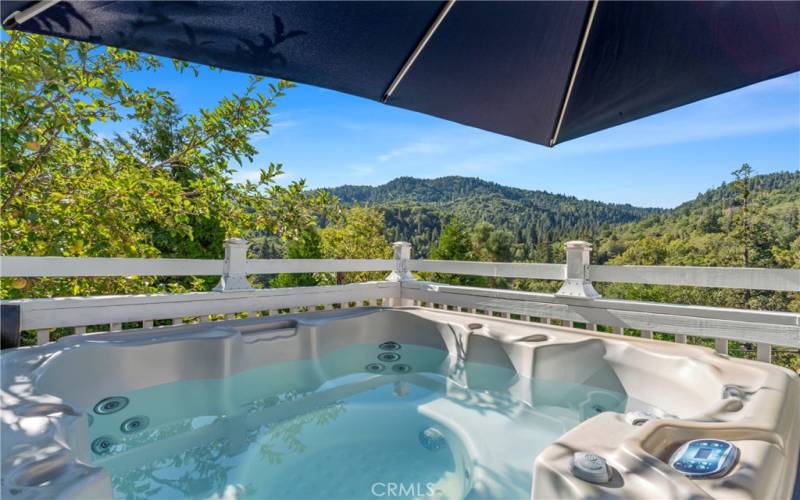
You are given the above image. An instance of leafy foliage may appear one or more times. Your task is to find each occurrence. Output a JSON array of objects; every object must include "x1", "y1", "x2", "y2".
[
  {"x1": 428, "y1": 219, "x2": 486, "y2": 287},
  {"x1": 268, "y1": 206, "x2": 392, "y2": 287},
  {"x1": 594, "y1": 169, "x2": 800, "y2": 313},
  {"x1": 319, "y1": 206, "x2": 392, "y2": 284},
  {"x1": 0, "y1": 33, "x2": 333, "y2": 299},
  {"x1": 269, "y1": 227, "x2": 323, "y2": 288}
]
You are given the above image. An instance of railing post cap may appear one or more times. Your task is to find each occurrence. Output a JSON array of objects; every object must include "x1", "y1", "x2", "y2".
[
  {"x1": 392, "y1": 241, "x2": 411, "y2": 247},
  {"x1": 224, "y1": 237, "x2": 249, "y2": 246},
  {"x1": 565, "y1": 240, "x2": 592, "y2": 249}
]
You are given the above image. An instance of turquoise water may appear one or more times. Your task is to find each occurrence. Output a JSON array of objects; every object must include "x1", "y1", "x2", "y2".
[{"x1": 85, "y1": 344, "x2": 633, "y2": 499}]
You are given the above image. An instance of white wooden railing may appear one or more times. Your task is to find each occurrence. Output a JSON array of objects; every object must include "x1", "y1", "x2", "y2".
[{"x1": 1, "y1": 239, "x2": 798, "y2": 364}]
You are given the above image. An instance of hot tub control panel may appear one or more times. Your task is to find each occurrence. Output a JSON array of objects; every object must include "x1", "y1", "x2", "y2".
[{"x1": 668, "y1": 439, "x2": 738, "y2": 478}]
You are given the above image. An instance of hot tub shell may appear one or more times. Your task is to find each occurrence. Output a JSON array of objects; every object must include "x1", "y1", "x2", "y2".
[{"x1": 2, "y1": 307, "x2": 798, "y2": 499}]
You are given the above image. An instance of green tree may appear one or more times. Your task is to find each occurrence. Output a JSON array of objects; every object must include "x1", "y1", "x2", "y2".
[
  {"x1": 431, "y1": 219, "x2": 471, "y2": 260},
  {"x1": 466, "y1": 222, "x2": 516, "y2": 288},
  {"x1": 470, "y1": 221, "x2": 495, "y2": 261},
  {"x1": 270, "y1": 227, "x2": 323, "y2": 288},
  {"x1": 319, "y1": 206, "x2": 392, "y2": 284},
  {"x1": 0, "y1": 32, "x2": 332, "y2": 299},
  {"x1": 486, "y1": 228, "x2": 515, "y2": 262},
  {"x1": 728, "y1": 164, "x2": 782, "y2": 306},
  {"x1": 731, "y1": 164, "x2": 755, "y2": 269},
  {"x1": 699, "y1": 208, "x2": 722, "y2": 233},
  {"x1": 429, "y1": 218, "x2": 485, "y2": 286}
]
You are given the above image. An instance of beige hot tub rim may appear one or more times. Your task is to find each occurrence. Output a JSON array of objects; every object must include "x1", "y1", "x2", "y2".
[{"x1": 1, "y1": 307, "x2": 798, "y2": 499}]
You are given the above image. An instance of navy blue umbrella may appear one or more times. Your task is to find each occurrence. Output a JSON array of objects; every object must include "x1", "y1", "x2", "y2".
[{"x1": 3, "y1": 1, "x2": 799, "y2": 146}]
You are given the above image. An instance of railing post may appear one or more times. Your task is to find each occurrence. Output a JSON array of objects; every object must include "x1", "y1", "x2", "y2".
[
  {"x1": 756, "y1": 343, "x2": 772, "y2": 363},
  {"x1": 386, "y1": 241, "x2": 414, "y2": 306},
  {"x1": 386, "y1": 241, "x2": 414, "y2": 282},
  {"x1": 214, "y1": 237, "x2": 253, "y2": 292},
  {"x1": 37, "y1": 329, "x2": 50, "y2": 345},
  {"x1": 556, "y1": 241, "x2": 601, "y2": 299}
]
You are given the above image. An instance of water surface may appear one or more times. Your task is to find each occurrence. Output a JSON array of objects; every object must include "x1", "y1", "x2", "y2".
[{"x1": 86, "y1": 344, "x2": 638, "y2": 499}]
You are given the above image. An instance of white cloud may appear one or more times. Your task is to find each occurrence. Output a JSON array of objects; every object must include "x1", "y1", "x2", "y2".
[
  {"x1": 249, "y1": 131, "x2": 269, "y2": 142},
  {"x1": 377, "y1": 139, "x2": 447, "y2": 163},
  {"x1": 338, "y1": 121, "x2": 371, "y2": 132},
  {"x1": 348, "y1": 164, "x2": 375, "y2": 177},
  {"x1": 270, "y1": 119, "x2": 302, "y2": 134},
  {"x1": 248, "y1": 114, "x2": 303, "y2": 143}
]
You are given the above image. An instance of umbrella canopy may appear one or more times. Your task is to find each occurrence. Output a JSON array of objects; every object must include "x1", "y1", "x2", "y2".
[{"x1": 3, "y1": 0, "x2": 799, "y2": 146}]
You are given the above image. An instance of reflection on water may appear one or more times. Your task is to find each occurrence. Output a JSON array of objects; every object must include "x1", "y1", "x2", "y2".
[
  {"x1": 107, "y1": 397, "x2": 348, "y2": 498},
  {"x1": 85, "y1": 344, "x2": 641, "y2": 499},
  {"x1": 258, "y1": 403, "x2": 347, "y2": 465}
]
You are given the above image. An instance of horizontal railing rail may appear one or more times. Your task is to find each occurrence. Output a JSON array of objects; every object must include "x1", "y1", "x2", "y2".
[
  {"x1": 246, "y1": 259, "x2": 394, "y2": 274},
  {"x1": 408, "y1": 261, "x2": 798, "y2": 291},
  {"x1": 10, "y1": 281, "x2": 399, "y2": 332},
  {"x1": 6, "y1": 258, "x2": 795, "y2": 292},
  {"x1": 404, "y1": 281, "x2": 799, "y2": 348},
  {"x1": 408, "y1": 260, "x2": 566, "y2": 280},
  {"x1": 588, "y1": 265, "x2": 799, "y2": 291},
  {"x1": 0, "y1": 256, "x2": 224, "y2": 277},
  {"x1": 0, "y1": 256, "x2": 394, "y2": 277}
]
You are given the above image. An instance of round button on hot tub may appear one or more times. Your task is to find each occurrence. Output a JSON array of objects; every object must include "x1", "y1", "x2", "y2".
[{"x1": 570, "y1": 452, "x2": 611, "y2": 484}]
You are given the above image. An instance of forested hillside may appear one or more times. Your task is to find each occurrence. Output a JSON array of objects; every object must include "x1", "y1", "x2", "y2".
[
  {"x1": 595, "y1": 169, "x2": 799, "y2": 266},
  {"x1": 593, "y1": 168, "x2": 799, "y2": 314},
  {"x1": 325, "y1": 176, "x2": 662, "y2": 257}
]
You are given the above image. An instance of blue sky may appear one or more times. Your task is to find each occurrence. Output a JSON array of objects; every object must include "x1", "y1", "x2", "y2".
[{"x1": 122, "y1": 66, "x2": 799, "y2": 208}]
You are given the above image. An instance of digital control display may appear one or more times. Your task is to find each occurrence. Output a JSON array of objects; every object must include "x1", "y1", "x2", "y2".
[
  {"x1": 669, "y1": 439, "x2": 737, "y2": 478},
  {"x1": 694, "y1": 448, "x2": 712, "y2": 459}
]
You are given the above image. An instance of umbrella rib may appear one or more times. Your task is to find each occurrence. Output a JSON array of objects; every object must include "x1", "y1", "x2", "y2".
[
  {"x1": 549, "y1": 0, "x2": 599, "y2": 147},
  {"x1": 382, "y1": 0, "x2": 456, "y2": 103},
  {"x1": 2, "y1": 0, "x2": 61, "y2": 28}
]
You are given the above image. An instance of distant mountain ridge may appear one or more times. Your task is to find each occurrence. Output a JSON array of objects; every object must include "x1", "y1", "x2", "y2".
[
  {"x1": 323, "y1": 176, "x2": 663, "y2": 257},
  {"x1": 674, "y1": 170, "x2": 800, "y2": 214},
  {"x1": 329, "y1": 176, "x2": 653, "y2": 208},
  {"x1": 322, "y1": 172, "x2": 799, "y2": 259}
]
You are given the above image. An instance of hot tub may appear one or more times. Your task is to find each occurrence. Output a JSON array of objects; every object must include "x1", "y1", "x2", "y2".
[{"x1": 2, "y1": 308, "x2": 798, "y2": 499}]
